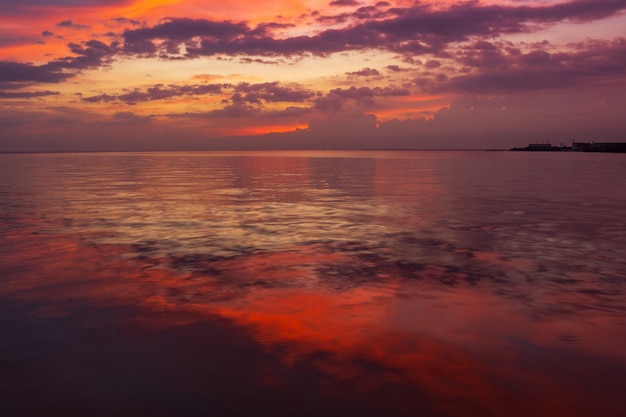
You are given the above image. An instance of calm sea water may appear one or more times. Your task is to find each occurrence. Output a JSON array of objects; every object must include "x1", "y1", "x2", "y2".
[{"x1": 1, "y1": 150, "x2": 625, "y2": 417}]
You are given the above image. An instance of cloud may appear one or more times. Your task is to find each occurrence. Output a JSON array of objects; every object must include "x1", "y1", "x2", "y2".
[
  {"x1": 110, "y1": 111, "x2": 152, "y2": 125},
  {"x1": 166, "y1": 104, "x2": 314, "y2": 130},
  {"x1": 0, "y1": 90, "x2": 60, "y2": 98},
  {"x1": 122, "y1": 18, "x2": 250, "y2": 56},
  {"x1": 46, "y1": 40, "x2": 119, "y2": 73},
  {"x1": 42, "y1": 30, "x2": 54, "y2": 37},
  {"x1": 265, "y1": 106, "x2": 312, "y2": 119},
  {"x1": 238, "y1": 57, "x2": 283, "y2": 65},
  {"x1": 330, "y1": 0, "x2": 361, "y2": 6},
  {"x1": 118, "y1": 1, "x2": 626, "y2": 59},
  {"x1": 0, "y1": 61, "x2": 72, "y2": 84},
  {"x1": 0, "y1": 1, "x2": 127, "y2": 14},
  {"x1": 5, "y1": 82, "x2": 626, "y2": 152},
  {"x1": 82, "y1": 81, "x2": 313, "y2": 105},
  {"x1": 530, "y1": 0, "x2": 626, "y2": 22},
  {"x1": 386, "y1": 65, "x2": 411, "y2": 73},
  {"x1": 82, "y1": 93, "x2": 117, "y2": 103},
  {"x1": 56, "y1": 19, "x2": 90, "y2": 29},
  {"x1": 314, "y1": 86, "x2": 410, "y2": 111},
  {"x1": 432, "y1": 38, "x2": 626, "y2": 94},
  {"x1": 83, "y1": 83, "x2": 227, "y2": 104},
  {"x1": 424, "y1": 60, "x2": 441, "y2": 69},
  {"x1": 112, "y1": 17, "x2": 141, "y2": 26},
  {"x1": 3, "y1": 0, "x2": 125, "y2": 5},
  {"x1": 275, "y1": 81, "x2": 626, "y2": 150},
  {"x1": 346, "y1": 67, "x2": 382, "y2": 78},
  {"x1": 233, "y1": 82, "x2": 315, "y2": 103}
]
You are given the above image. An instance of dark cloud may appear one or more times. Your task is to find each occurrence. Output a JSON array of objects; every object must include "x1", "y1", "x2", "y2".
[
  {"x1": 56, "y1": 20, "x2": 91, "y2": 29},
  {"x1": 333, "y1": 86, "x2": 410, "y2": 98},
  {"x1": 42, "y1": 30, "x2": 54, "y2": 37},
  {"x1": 0, "y1": 90, "x2": 60, "y2": 99},
  {"x1": 352, "y1": 6, "x2": 383, "y2": 19},
  {"x1": 3, "y1": 0, "x2": 124, "y2": 5},
  {"x1": 314, "y1": 86, "x2": 410, "y2": 111},
  {"x1": 386, "y1": 65, "x2": 411, "y2": 72},
  {"x1": 111, "y1": 111, "x2": 152, "y2": 125},
  {"x1": 209, "y1": 100, "x2": 260, "y2": 118},
  {"x1": 316, "y1": 3, "x2": 393, "y2": 26},
  {"x1": 166, "y1": 104, "x2": 313, "y2": 123},
  {"x1": 529, "y1": 0, "x2": 626, "y2": 22},
  {"x1": 122, "y1": 18, "x2": 250, "y2": 56},
  {"x1": 424, "y1": 60, "x2": 441, "y2": 69},
  {"x1": 265, "y1": 106, "x2": 312, "y2": 119},
  {"x1": 82, "y1": 82, "x2": 313, "y2": 105},
  {"x1": 239, "y1": 57, "x2": 282, "y2": 65},
  {"x1": 83, "y1": 83, "x2": 226, "y2": 104},
  {"x1": 0, "y1": 0, "x2": 127, "y2": 14},
  {"x1": 456, "y1": 40, "x2": 510, "y2": 69},
  {"x1": 112, "y1": 17, "x2": 141, "y2": 26},
  {"x1": 376, "y1": 0, "x2": 626, "y2": 38},
  {"x1": 0, "y1": 61, "x2": 72, "y2": 84},
  {"x1": 121, "y1": 83, "x2": 225, "y2": 104},
  {"x1": 439, "y1": 38, "x2": 626, "y2": 94},
  {"x1": 2, "y1": 37, "x2": 117, "y2": 88},
  {"x1": 233, "y1": 82, "x2": 315, "y2": 103},
  {"x1": 346, "y1": 67, "x2": 381, "y2": 78},
  {"x1": 314, "y1": 12, "x2": 353, "y2": 25},
  {"x1": 82, "y1": 93, "x2": 117, "y2": 103},
  {"x1": 45, "y1": 40, "x2": 119, "y2": 74},
  {"x1": 255, "y1": 22, "x2": 295, "y2": 31},
  {"x1": 119, "y1": 1, "x2": 626, "y2": 59},
  {"x1": 330, "y1": 0, "x2": 360, "y2": 6}
]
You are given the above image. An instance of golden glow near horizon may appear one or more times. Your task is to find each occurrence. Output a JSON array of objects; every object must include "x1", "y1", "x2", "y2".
[{"x1": 1, "y1": 0, "x2": 626, "y2": 150}]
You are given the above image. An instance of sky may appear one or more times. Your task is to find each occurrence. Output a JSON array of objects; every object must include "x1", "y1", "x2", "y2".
[{"x1": 1, "y1": 0, "x2": 625, "y2": 151}]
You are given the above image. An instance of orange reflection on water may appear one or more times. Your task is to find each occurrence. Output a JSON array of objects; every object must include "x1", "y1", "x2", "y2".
[
  {"x1": 2, "y1": 222, "x2": 625, "y2": 416},
  {"x1": 214, "y1": 285, "x2": 499, "y2": 412},
  {"x1": 210, "y1": 269, "x2": 626, "y2": 417}
]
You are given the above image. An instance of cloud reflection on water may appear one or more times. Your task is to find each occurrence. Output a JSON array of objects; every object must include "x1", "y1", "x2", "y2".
[{"x1": 1, "y1": 151, "x2": 625, "y2": 416}]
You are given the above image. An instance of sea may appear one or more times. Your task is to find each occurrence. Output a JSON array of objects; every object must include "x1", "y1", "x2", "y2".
[{"x1": 1, "y1": 150, "x2": 625, "y2": 417}]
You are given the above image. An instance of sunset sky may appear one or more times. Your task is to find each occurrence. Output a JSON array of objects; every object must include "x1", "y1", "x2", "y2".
[{"x1": 1, "y1": 0, "x2": 625, "y2": 151}]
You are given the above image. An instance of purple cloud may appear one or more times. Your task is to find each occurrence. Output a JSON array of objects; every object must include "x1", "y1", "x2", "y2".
[
  {"x1": 424, "y1": 60, "x2": 441, "y2": 69},
  {"x1": 314, "y1": 86, "x2": 410, "y2": 111},
  {"x1": 439, "y1": 38, "x2": 626, "y2": 94},
  {"x1": 0, "y1": 90, "x2": 60, "y2": 99},
  {"x1": 119, "y1": 1, "x2": 626, "y2": 59},
  {"x1": 82, "y1": 93, "x2": 117, "y2": 103},
  {"x1": 209, "y1": 100, "x2": 260, "y2": 118},
  {"x1": 330, "y1": 0, "x2": 360, "y2": 6},
  {"x1": 386, "y1": 65, "x2": 411, "y2": 73},
  {"x1": 82, "y1": 82, "x2": 315, "y2": 105},
  {"x1": 83, "y1": 83, "x2": 226, "y2": 104},
  {"x1": 238, "y1": 57, "x2": 282, "y2": 65},
  {"x1": 0, "y1": 0, "x2": 128, "y2": 14},
  {"x1": 0, "y1": 61, "x2": 72, "y2": 84},
  {"x1": 122, "y1": 18, "x2": 249, "y2": 56},
  {"x1": 56, "y1": 19, "x2": 90, "y2": 30},
  {"x1": 346, "y1": 67, "x2": 381, "y2": 78},
  {"x1": 112, "y1": 17, "x2": 140, "y2": 26},
  {"x1": 41, "y1": 40, "x2": 119, "y2": 75},
  {"x1": 111, "y1": 111, "x2": 152, "y2": 125},
  {"x1": 233, "y1": 82, "x2": 315, "y2": 103}
]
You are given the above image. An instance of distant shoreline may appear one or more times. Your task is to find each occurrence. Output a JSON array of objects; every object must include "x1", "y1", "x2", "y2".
[{"x1": 1, "y1": 147, "x2": 624, "y2": 154}]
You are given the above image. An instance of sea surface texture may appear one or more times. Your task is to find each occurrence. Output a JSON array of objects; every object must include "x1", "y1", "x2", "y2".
[{"x1": 1, "y1": 150, "x2": 625, "y2": 417}]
